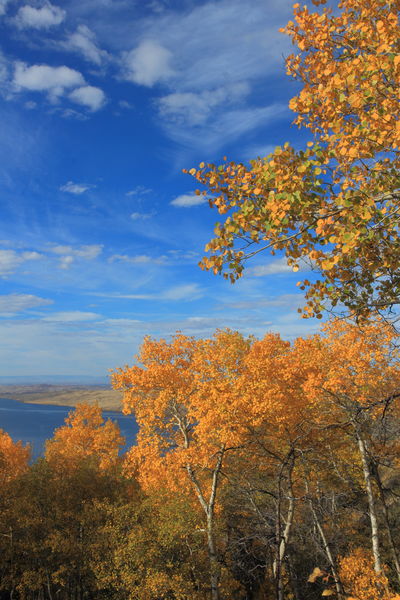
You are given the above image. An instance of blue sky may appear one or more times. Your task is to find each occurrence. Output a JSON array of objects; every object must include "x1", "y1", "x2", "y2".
[{"x1": 0, "y1": 0, "x2": 320, "y2": 378}]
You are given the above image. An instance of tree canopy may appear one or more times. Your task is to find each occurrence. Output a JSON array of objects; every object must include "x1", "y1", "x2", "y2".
[
  {"x1": 186, "y1": 0, "x2": 400, "y2": 319},
  {"x1": 1, "y1": 321, "x2": 400, "y2": 599}
]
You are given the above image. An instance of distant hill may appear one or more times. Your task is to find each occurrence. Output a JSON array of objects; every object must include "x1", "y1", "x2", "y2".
[
  {"x1": 0, "y1": 384, "x2": 123, "y2": 411},
  {"x1": 0, "y1": 375, "x2": 108, "y2": 385}
]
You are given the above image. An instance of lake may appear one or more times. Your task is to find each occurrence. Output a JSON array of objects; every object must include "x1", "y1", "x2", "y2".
[{"x1": 0, "y1": 398, "x2": 138, "y2": 459}]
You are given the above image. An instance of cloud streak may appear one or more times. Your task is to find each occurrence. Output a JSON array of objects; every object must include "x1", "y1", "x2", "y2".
[
  {"x1": 117, "y1": 0, "x2": 292, "y2": 151},
  {"x1": 171, "y1": 193, "x2": 207, "y2": 208},
  {"x1": 0, "y1": 293, "x2": 53, "y2": 315},
  {"x1": 60, "y1": 25, "x2": 109, "y2": 65},
  {"x1": 59, "y1": 181, "x2": 95, "y2": 194}
]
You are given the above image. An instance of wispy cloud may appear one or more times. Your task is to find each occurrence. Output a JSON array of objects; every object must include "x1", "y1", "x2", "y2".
[
  {"x1": 0, "y1": 0, "x2": 13, "y2": 16},
  {"x1": 248, "y1": 257, "x2": 310, "y2": 277},
  {"x1": 59, "y1": 25, "x2": 109, "y2": 65},
  {"x1": 118, "y1": 0, "x2": 292, "y2": 151},
  {"x1": 130, "y1": 211, "x2": 155, "y2": 220},
  {"x1": 171, "y1": 192, "x2": 207, "y2": 208},
  {"x1": 49, "y1": 244, "x2": 103, "y2": 258},
  {"x1": 217, "y1": 293, "x2": 305, "y2": 311},
  {"x1": 41, "y1": 311, "x2": 101, "y2": 322},
  {"x1": 59, "y1": 181, "x2": 95, "y2": 194},
  {"x1": 108, "y1": 253, "x2": 166, "y2": 265},
  {"x1": 118, "y1": 100, "x2": 134, "y2": 110},
  {"x1": 14, "y1": 2, "x2": 66, "y2": 29},
  {"x1": 0, "y1": 293, "x2": 53, "y2": 315},
  {"x1": 48, "y1": 244, "x2": 103, "y2": 269},
  {"x1": 126, "y1": 185, "x2": 152, "y2": 196},
  {"x1": 158, "y1": 82, "x2": 249, "y2": 127},
  {"x1": 0, "y1": 249, "x2": 42, "y2": 277},
  {"x1": 92, "y1": 282, "x2": 203, "y2": 302},
  {"x1": 248, "y1": 257, "x2": 292, "y2": 277},
  {"x1": 162, "y1": 103, "x2": 288, "y2": 153},
  {"x1": 242, "y1": 143, "x2": 276, "y2": 162}
]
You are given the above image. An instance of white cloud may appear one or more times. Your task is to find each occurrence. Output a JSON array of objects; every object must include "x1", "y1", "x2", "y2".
[
  {"x1": 14, "y1": 2, "x2": 65, "y2": 29},
  {"x1": 167, "y1": 103, "x2": 288, "y2": 153},
  {"x1": 108, "y1": 253, "x2": 166, "y2": 265},
  {"x1": 61, "y1": 108, "x2": 89, "y2": 121},
  {"x1": 92, "y1": 282, "x2": 203, "y2": 302},
  {"x1": 13, "y1": 62, "x2": 84, "y2": 98},
  {"x1": 171, "y1": 192, "x2": 207, "y2": 208},
  {"x1": 0, "y1": 249, "x2": 42, "y2": 277},
  {"x1": 41, "y1": 311, "x2": 101, "y2": 322},
  {"x1": 0, "y1": 0, "x2": 13, "y2": 16},
  {"x1": 130, "y1": 211, "x2": 154, "y2": 220},
  {"x1": 119, "y1": 100, "x2": 134, "y2": 110},
  {"x1": 249, "y1": 257, "x2": 310, "y2": 277},
  {"x1": 12, "y1": 62, "x2": 104, "y2": 112},
  {"x1": 48, "y1": 244, "x2": 103, "y2": 269},
  {"x1": 162, "y1": 283, "x2": 202, "y2": 301},
  {"x1": 24, "y1": 100, "x2": 37, "y2": 109},
  {"x1": 50, "y1": 244, "x2": 103, "y2": 259},
  {"x1": 0, "y1": 293, "x2": 53, "y2": 315},
  {"x1": 61, "y1": 25, "x2": 109, "y2": 65},
  {"x1": 59, "y1": 255, "x2": 74, "y2": 270},
  {"x1": 158, "y1": 82, "x2": 249, "y2": 127},
  {"x1": 243, "y1": 143, "x2": 276, "y2": 161},
  {"x1": 122, "y1": 40, "x2": 174, "y2": 87},
  {"x1": 0, "y1": 50, "x2": 9, "y2": 88},
  {"x1": 219, "y1": 293, "x2": 305, "y2": 311},
  {"x1": 59, "y1": 181, "x2": 94, "y2": 194},
  {"x1": 69, "y1": 85, "x2": 106, "y2": 111},
  {"x1": 116, "y1": 0, "x2": 292, "y2": 151},
  {"x1": 249, "y1": 258, "x2": 292, "y2": 277},
  {"x1": 126, "y1": 185, "x2": 152, "y2": 196},
  {"x1": 158, "y1": 0, "x2": 289, "y2": 90},
  {"x1": 147, "y1": 0, "x2": 167, "y2": 13}
]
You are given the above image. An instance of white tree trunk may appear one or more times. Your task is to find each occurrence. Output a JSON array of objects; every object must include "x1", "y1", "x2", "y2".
[{"x1": 356, "y1": 432, "x2": 381, "y2": 573}]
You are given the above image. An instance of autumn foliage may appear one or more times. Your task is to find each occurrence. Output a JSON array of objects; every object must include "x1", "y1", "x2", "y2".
[
  {"x1": 186, "y1": 0, "x2": 400, "y2": 318},
  {"x1": 45, "y1": 402, "x2": 125, "y2": 471},
  {"x1": 2, "y1": 1, "x2": 400, "y2": 599},
  {"x1": 110, "y1": 320, "x2": 400, "y2": 600},
  {"x1": 0, "y1": 320, "x2": 400, "y2": 599},
  {"x1": 0, "y1": 429, "x2": 30, "y2": 485}
]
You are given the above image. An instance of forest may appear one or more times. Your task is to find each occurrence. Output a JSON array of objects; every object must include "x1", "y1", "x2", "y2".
[
  {"x1": 1, "y1": 0, "x2": 400, "y2": 598},
  {"x1": 1, "y1": 320, "x2": 400, "y2": 599}
]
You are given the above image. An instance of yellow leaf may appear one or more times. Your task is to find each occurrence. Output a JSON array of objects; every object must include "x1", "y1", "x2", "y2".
[
  {"x1": 321, "y1": 590, "x2": 335, "y2": 596},
  {"x1": 308, "y1": 567, "x2": 324, "y2": 583}
]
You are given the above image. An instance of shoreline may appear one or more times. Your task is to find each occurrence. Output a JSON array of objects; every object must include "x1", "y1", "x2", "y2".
[{"x1": 0, "y1": 384, "x2": 123, "y2": 412}]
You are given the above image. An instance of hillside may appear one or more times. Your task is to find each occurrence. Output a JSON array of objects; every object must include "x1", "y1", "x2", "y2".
[{"x1": 0, "y1": 384, "x2": 123, "y2": 411}]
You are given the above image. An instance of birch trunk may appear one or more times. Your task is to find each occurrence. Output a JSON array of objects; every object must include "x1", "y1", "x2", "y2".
[
  {"x1": 186, "y1": 447, "x2": 225, "y2": 600},
  {"x1": 178, "y1": 410, "x2": 224, "y2": 600},
  {"x1": 373, "y1": 462, "x2": 400, "y2": 585},
  {"x1": 207, "y1": 511, "x2": 221, "y2": 600},
  {"x1": 356, "y1": 432, "x2": 381, "y2": 573},
  {"x1": 306, "y1": 490, "x2": 344, "y2": 599},
  {"x1": 273, "y1": 453, "x2": 295, "y2": 600}
]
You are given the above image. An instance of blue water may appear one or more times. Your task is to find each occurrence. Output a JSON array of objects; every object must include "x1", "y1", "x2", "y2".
[{"x1": 0, "y1": 398, "x2": 138, "y2": 459}]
